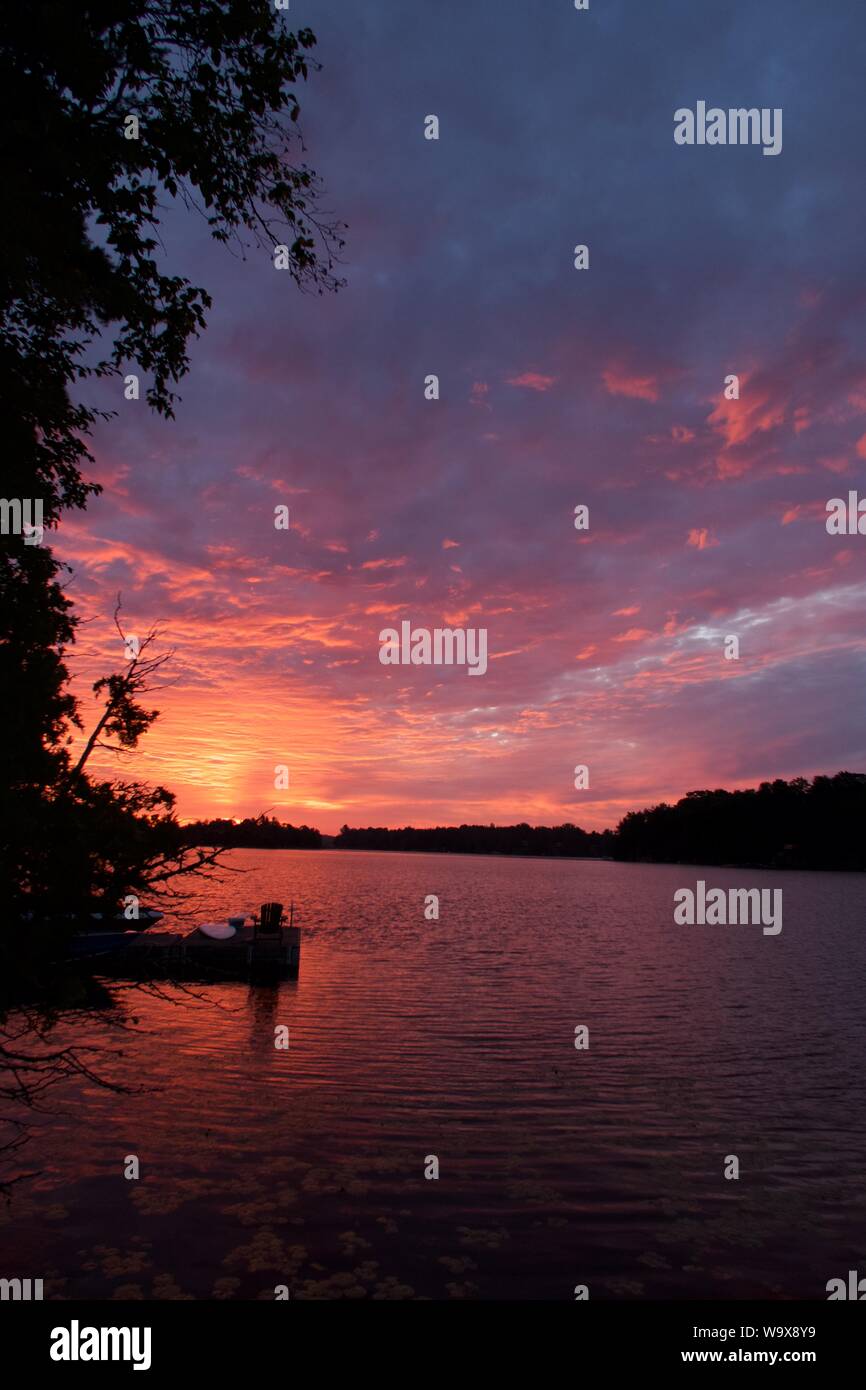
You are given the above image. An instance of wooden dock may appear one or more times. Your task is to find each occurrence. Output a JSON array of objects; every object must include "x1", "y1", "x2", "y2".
[{"x1": 94, "y1": 925, "x2": 301, "y2": 981}]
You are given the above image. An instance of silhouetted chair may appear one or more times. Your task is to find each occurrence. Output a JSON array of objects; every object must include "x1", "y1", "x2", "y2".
[
  {"x1": 255, "y1": 901, "x2": 283, "y2": 933},
  {"x1": 251, "y1": 901, "x2": 284, "y2": 970}
]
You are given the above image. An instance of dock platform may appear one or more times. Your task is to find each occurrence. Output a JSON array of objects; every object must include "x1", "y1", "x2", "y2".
[{"x1": 95, "y1": 925, "x2": 301, "y2": 980}]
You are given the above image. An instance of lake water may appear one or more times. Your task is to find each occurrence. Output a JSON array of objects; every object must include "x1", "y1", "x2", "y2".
[{"x1": 3, "y1": 849, "x2": 865, "y2": 1300}]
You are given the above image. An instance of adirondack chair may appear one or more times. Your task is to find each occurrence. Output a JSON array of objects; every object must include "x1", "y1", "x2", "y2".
[
  {"x1": 251, "y1": 901, "x2": 286, "y2": 967},
  {"x1": 255, "y1": 902, "x2": 284, "y2": 935}
]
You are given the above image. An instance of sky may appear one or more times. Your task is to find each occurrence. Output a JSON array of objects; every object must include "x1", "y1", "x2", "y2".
[{"x1": 56, "y1": 0, "x2": 866, "y2": 833}]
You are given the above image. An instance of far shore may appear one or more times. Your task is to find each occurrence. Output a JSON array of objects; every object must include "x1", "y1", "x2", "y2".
[{"x1": 189, "y1": 844, "x2": 864, "y2": 874}]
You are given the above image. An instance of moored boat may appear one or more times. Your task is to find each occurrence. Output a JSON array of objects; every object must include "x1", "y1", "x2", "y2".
[
  {"x1": 67, "y1": 930, "x2": 140, "y2": 960},
  {"x1": 83, "y1": 907, "x2": 164, "y2": 932},
  {"x1": 19, "y1": 905, "x2": 164, "y2": 934}
]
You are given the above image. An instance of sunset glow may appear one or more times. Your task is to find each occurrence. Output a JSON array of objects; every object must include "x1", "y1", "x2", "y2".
[{"x1": 53, "y1": 4, "x2": 866, "y2": 834}]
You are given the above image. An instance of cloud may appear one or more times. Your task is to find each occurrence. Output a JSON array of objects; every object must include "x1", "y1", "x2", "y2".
[
  {"x1": 506, "y1": 371, "x2": 558, "y2": 392},
  {"x1": 47, "y1": 0, "x2": 866, "y2": 834},
  {"x1": 360, "y1": 556, "x2": 409, "y2": 571},
  {"x1": 602, "y1": 366, "x2": 659, "y2": 402},
  {"x1": 705, "y1": 374, "x2": 787, "y2": 475},
  {"x1": 687, "y1": 529, "x2": 720, "y2": 550},
  {"x1": 647, "y1": 425, "x2": 695, "y2": 445}
]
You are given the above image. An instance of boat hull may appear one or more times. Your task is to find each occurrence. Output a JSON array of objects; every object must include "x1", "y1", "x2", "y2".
[{"x1": 68, "y1": 931, "x2": 138, "y2": 959}]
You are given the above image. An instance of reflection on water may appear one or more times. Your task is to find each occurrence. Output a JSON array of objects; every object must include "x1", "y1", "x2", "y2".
[{"x1": 2, "y1": 849, "x2": 865, "y2": 1299}]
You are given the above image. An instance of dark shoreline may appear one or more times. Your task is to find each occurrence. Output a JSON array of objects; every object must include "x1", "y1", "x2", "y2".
[
  {"x1": 185, "y1": 843, "x2": 865, "y2": 874},
  {"x1": 180, "y1": 774, "x2": 866, "y2": 874}
]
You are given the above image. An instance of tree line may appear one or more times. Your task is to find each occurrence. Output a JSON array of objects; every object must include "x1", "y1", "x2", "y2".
[
  {"x1": 332, "y1": 822, "x2": 615, "y2": 857},
  {"x1": 613, "y1": 772, "x2": 866, "y2": 871},
  {"x1": 181, "y1": 773, "x2": 866, "y2": 870},
  {"x1": 181, "y1": 815, "x2": 321, "y2": 849}
]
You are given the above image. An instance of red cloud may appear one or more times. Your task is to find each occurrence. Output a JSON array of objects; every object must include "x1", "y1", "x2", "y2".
[
  {"x1": 687, "y1": 529, "x2": 719, "y2": 550},
  {"x1": 781, "y1": 501, "x2": 827, "y2": 526},
  {"x1": 647, "y1": 425, "x2": 694, "y2": 445},
  {"x1": 506, "y1": 371, "x2": 558, "y2": 392},
  {"x1": 706, "y1": 377, "x2": 785, "y2": 450},
  {"x1": 602, "y1": 366, "x2": 659, "y2": 402},
  {"x1": 360, "y1": 556, "x2": 408, "y2": 571}
]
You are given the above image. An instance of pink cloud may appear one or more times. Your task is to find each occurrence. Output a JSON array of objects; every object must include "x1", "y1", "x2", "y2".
[
  {"x1": 781, "y1": 501, "x2": 827, "y2": 526},
  {"x1": 360, "y1": 556, "x2": 409, "y2": 571},
  {"x1": 602, "y1": 366, "x2": 659, "y2": 402},
  {"x1": 671, "y1": 424, "x2": 695, "y2": 443},
  {"x1": 820, "y1": 455, "x2": 850, "y2": 473},
  {"x1": 706, "y1": 377, "x2": 785, "y2": 451},
  {"x1": 687, "y1": 529, "x2": 720, "y2": 550},
  {"x1": 506, "y1": 371, "x2": 558, "y2": 392},
  {"x1": 647, "y1": 425, "x2": 695, "y2": 445}
]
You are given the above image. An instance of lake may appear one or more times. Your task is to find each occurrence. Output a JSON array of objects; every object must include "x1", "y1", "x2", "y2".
[{"x1": 2, "y1": 849, "x2": 865, "y2": 1300}]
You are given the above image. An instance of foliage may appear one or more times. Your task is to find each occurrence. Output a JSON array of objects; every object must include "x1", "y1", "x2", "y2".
[
  {"x1": 334, "y1": 823, "x2": 615, "y2": 858},
  {"x1": 0, "y1": 2, "x2": 341, "y2": 921},
  {"x1": 182, "y1": 815, "x2": 321, "y2": 850},
  {"x1": 613, "y1": 773, "x2": 866, "y2": 871},
  {"x1": 1, "y1": 0, "x2": 343, "y2": 520}
]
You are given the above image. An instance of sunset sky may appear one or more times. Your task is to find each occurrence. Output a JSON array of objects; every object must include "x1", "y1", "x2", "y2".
[{"x1": 57, "y1": 0, "x2": 866, "y2": 834}]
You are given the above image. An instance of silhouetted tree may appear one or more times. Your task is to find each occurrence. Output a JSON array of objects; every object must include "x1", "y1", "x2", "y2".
[
  {"x1": 0, "y1": 2, "x2": 342, "y2": 921},
  {"x1": 613, "y1": 773, "x2": 866, "y2": 871},
  {"x1": 182, "y1": 816, "x2": 321, "y2": 849},
  {"x1": 334, "y1": 823, "x2": 615, "y2": 858}
]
